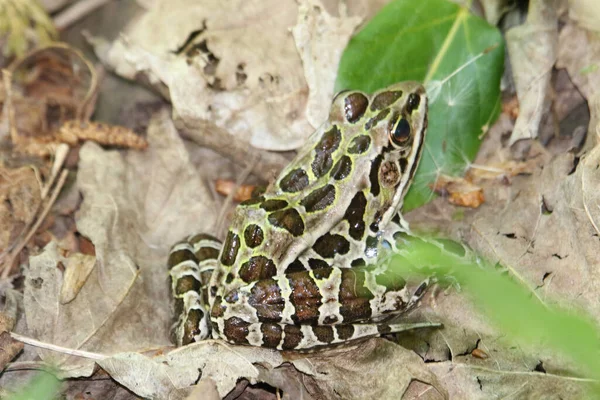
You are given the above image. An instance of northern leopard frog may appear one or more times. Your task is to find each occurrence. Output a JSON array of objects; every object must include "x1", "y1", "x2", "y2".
[{"x1": 168, "y1": 81, "x2": 429, "y2": 350}]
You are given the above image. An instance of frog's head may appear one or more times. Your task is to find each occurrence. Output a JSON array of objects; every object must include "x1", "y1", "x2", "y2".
[
  {"x1": 321, "y1": 84, "x2": 426, "y2": 245},
  {"x1": 372, "y1": 81, "x2": 427, "y2": 208}
]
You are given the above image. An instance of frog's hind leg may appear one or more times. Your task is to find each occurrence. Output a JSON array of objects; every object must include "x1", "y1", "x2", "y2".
[
  {"x1": 168, "y1": 233, "x2": 221, "y2": 346},
  {"x1": 217, "y1": 320, "x2": 440, "y2": 350},
  {"x1": 211, "y1": 264, "x2": 435, "y2": 349}
]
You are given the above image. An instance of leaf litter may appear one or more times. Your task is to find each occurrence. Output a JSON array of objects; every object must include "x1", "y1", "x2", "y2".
[{"x1": 1, "y1": 1, "x2": 600, "y2": 399}]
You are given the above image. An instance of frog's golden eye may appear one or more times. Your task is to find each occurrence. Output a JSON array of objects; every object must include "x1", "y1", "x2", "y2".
[{"x1": 390, "y1": 117, "x2": 411, "y2": 146}]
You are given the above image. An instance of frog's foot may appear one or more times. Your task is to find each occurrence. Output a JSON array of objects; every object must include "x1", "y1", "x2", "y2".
[
  {"x1": 214, "y1": 320, "x2": 441, "y2": 350},
  {"x1": 168, "y1": 234, "x2": 221, "y2": 346}
]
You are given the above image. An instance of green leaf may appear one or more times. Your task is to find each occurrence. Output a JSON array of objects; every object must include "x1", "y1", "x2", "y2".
[
  {"x1": 8, "y1": 370, "x2": 61, "y2": 400},
  {"x1": 336, "y1": 0, "x2": 504, "y2": 210}
]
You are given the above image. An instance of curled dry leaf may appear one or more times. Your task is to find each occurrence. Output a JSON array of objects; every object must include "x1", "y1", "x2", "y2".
[
  {"x1": 505, "y1": 0, "x2": 558, "y2": 145},
  {"x1": 431, "y1": 175, "x2": 485, "y2": 208},
  {"x1": 98, "y1": 0, "x2": 360, "y2": 151},
  {"x1": 556, "y1": 21, "x2": 600, "y2": 151},
  {"x1": 471, "y1": 348, "x2": 489, "y2": 359}
]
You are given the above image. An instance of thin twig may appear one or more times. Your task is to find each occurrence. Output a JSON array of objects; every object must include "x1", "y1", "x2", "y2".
[
  {"x1": 10, "y1": 332, "x2": 106, "y2": 360},
  {"x1": 53, "y1": 0, "x2": 113, "y2": 30}
]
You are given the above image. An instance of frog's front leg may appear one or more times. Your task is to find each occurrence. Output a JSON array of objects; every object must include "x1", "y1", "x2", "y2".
[{"x1": 210, "y1": 265, "x2": 433, "y2": 349}]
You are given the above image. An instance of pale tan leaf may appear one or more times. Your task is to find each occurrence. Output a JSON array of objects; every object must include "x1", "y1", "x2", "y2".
[
  {"x1": 98, "y1": 341, "x2": 283, "y2": 399},
  {"x1": 568, "y1": 0, "x2": 600, "y2": 32},
  {"x1": 59, "y1": 252, "x2": 96, "y2": 304},
  {"x1": 291, "y1": 0, "x2": 362, "y2": 127}
]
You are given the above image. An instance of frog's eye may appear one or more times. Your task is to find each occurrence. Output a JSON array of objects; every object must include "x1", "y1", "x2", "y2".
[{"x1": 390, "y1": 117, "x2": 411, "y2": 146}]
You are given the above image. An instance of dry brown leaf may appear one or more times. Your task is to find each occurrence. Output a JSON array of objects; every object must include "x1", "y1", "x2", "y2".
[
  {"x1": 214, "y1": 179, "x2": 256, "y2": 202},
  {"x1": 0, "y1": 165, "x2": 41, "y2": 253},
  {"x1": 21, "y1": 110, "x2": 217, "y2": 378},
  {"x1": 465, "y1": 159, "x2": 537, "y2": 182},
  {"x1": 284, "y1": 339, "x2": 447, "y2": 400},
  {"x1": 1, "y1": 44, "x2": 98, "y2": 156},
  {"x1": 431, "y1": 175, "x2": 485, "y2": 208},
  {"x1": 427, "y1": 356, "x2": 588, "y2": 399},
  {"x1": 464, "y1": 152, "x2": 600, "y2": 316},
  {"x1": 506, "y1": 0, "x2": 558, "y2": 145},
  {"x1": 0, "y1": 290, "x2": 22, "y2": 372}
]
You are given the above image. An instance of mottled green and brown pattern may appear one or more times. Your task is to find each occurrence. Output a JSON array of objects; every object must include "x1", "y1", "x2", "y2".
[{"x1": 169, "y1": 81, "x2": 430, "y2": 350}]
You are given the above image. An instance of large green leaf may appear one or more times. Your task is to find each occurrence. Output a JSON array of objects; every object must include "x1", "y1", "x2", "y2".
[{"x1": 336, "y1": 0, "x2": 504, "y2": 210}]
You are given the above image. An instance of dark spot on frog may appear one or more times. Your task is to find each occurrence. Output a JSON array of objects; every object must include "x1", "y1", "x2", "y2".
[
  {"x1": 344, "y1": 192, "x2": 367, "y2": 241},
  {"x1": 405, "y1": 93, "x2": 421, "y2": 114},
  {"x1": 268, "y1": 208, "x2": 305, "y2": 236},
  {"x1": 347, "y1": 135, "x2": 371, "y2": 154},
  {"x1": 344, "y1": 93, "x2": 369, "y2": 123},
  {"x1": 312, "y1": 126, "x2": 342, "y2": 178},
  {"x1": 239, "y1": 256, "x2": 277, "y2": 282},
  {"x1": 365, "y1": 109, "x2": 390, "y2": 130},
  {"x1": 371, "y1": 90, "x2": 403, "y2": 111},
  {"x1": 220, "y1": 231, "x2": 241, "y2": 266},
  {"x1": 300, "y1": 184, "x2": 336, "y2": 212},
  {"x1": 244, "y1": 224, "x2": 264, "y2": 248},
  {"x1": 261, "y1": 323, "x2": 283, "y2": 348},
  {"x1": 279, "y1": 169, "x2": 309, "y2": 193},
  {"x1": 223, "y1": 317, "x2": 250, "y2": 345},
  {"x1": 336, "y1": 324, "x2": 355, "y2": 339},
  {"x1": 312, "y1": 233, "x2": 350, "y2": 258},
  {"x1": 313, "y1": 326, "x2": 334, "y2": 343},
  {"x1": 330, "y1": 155, "x2": 352, "y2": 180}
]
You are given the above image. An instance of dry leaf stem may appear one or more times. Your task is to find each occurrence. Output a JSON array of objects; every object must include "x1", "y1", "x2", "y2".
[{"x1": 9, "y1": 332, "x2": 105, "y2": 360}]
